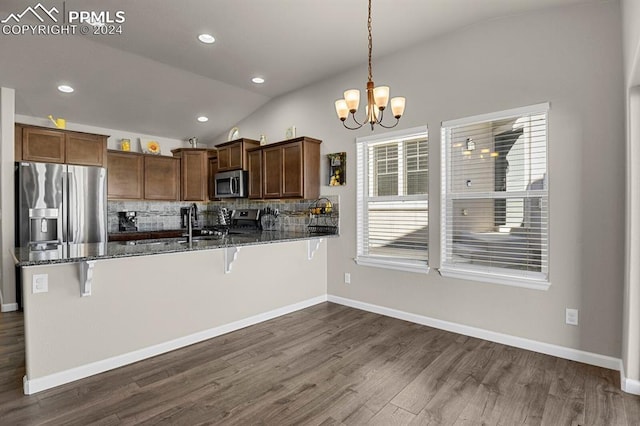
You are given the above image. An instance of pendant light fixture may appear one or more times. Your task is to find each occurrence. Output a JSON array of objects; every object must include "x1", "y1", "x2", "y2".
[{"x1": 334, "y1": 0, "x2": 406, "y2": 131}]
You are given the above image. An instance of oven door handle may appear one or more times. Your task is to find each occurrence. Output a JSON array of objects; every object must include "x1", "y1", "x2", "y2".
[{"x1": 231, "y1": 177, "x2": 237, "y2": 195}]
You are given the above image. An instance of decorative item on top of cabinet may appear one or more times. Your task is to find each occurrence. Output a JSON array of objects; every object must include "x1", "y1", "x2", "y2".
[
  {"x1": 16, "y1": 123, "x2": 108, "y2": 167},
  {"x1": 215, "y1": 138, "x2": 260, "y2": 172},
  {"x1": 171, "y1": 148, "x2": 209, "y2": 201},
  {"x1": 328, "y1": 152, "x2": 346, "y2": 186}
]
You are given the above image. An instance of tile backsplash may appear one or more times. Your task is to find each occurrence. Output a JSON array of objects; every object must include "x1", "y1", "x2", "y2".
[{"x1": 108, "y1": 196, "x2": 339, "y2": 234}]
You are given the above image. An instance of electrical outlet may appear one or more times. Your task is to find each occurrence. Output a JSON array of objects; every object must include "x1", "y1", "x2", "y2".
[
  {"x1": 565, "y1": 308, "x2": 578, "y2": 326},
  {"x1": 32, "y1": 274, "x2": 48, "y2": 294},
  {"x1": 344, "y1": 273, "x2": 351, "y2": 284}
]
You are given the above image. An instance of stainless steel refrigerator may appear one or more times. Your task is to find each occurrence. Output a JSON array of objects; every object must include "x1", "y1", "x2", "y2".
[{"x1": 15, "y1": 161, "x2": 107, "y2": 246}]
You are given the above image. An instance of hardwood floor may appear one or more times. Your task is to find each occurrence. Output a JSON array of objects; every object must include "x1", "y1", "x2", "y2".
[{"x1": 1, "y1": 302, "x2": 639, "y2": 425}]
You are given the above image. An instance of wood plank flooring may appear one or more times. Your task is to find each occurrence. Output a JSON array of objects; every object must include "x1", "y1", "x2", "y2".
[{"x1": 1, "y1": 302, "x2": 639, "y2": 425}]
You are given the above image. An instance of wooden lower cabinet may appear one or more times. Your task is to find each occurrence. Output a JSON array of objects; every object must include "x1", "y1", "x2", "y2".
[
  {"x1": 144, "y1": 156, "x2": 180, "y2": 201},
  {"x1": 107, "y1": 151, "x2": 144, "y2": 200}
]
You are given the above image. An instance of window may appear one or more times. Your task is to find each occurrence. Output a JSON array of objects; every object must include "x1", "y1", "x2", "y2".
[
  {"x1": 440, "y1": 104, "x2": 549, "y2": 290},
  {"x1": 356, "y1": 126, "x2": 429, "y2": 273}
]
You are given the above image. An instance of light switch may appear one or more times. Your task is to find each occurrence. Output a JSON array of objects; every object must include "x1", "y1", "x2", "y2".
[{"x1": 32, "y1": 274, "x2": 48, "y2": 294}]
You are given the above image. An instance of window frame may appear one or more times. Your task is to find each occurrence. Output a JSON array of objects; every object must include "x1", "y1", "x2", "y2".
[
  {"x1": 356, "y1": 126, "x2": 430, "y2": 274},
  {"x1": 439, "y1": 103, "x2": 551, "y2": 290}
]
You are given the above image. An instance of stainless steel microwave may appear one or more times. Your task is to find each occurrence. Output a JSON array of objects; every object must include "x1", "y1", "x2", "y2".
[{"x1": 214, "y1": 170, "x2": 248, "y2": 198}]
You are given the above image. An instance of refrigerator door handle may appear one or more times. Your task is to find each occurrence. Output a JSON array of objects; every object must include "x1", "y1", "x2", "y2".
[
  {"x1": 67, "y1": 168, "x2": 78, "y2": 244},
  {"x1": 62, "y1": 168, "x2": 69, "y2": 243}
]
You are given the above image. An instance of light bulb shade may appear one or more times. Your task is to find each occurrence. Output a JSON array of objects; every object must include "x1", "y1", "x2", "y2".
[
  {"x1": 390, "y1": 97, "x2": 406, "y2": 118},
  {"x1": 344, "y1": 89, "x2": 360, "y2": 112},
  {"x1": 335, "y1": 99, "x2": 349, "y2": 120},
  {"x1": 373, "y1": 86, "x2": 390, "y2": 110}
]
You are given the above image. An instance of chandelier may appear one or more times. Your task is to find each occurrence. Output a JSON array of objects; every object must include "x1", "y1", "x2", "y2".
[{"x1": 334, "y1": 0, "x2": 406, "y2": 131}]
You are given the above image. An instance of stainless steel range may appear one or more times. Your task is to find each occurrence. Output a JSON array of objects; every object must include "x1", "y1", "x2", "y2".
[{"x1": 229, "y1": 208, "x2": 261, "y2": 231}]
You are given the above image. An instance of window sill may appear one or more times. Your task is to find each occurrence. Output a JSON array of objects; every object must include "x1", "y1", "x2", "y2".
[
  {"x1": 355, "y1": 256, "x2": 429, "y2": 274},
  {"x1": 438, "y1": 266, "x2": 550, "y2": 291}
]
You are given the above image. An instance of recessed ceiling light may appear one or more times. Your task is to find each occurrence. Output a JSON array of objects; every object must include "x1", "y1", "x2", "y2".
[
  {"x1": 57, "y1": 85, "x2": 74, "y2": 93},
  {"x1": 197, "y1": 116, "x2": 209, "y2": 123},
  {"x1": 198, "y1": 34, "x2": 215, "y2": 44},
  {"x1": 252, "y1": 77, "x2": 265, "y2": 84}
]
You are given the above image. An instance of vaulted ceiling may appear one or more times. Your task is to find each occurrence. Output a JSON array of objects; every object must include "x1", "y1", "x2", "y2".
[{"x1": 0, "y1": 0, "x2": 595, "y2": 141}]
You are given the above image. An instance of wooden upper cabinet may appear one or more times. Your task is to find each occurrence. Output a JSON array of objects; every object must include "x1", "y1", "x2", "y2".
[
  {"x1": 107, "y1": 150, "x2": 144, "y2": 200},
  {"x1": 247, "y1": 149, "x2": 263, "y2": 199},
  {"x1": 262, "y1": 146, "x2": 283, "y2": 199},
  {"x1": 66, "y1": 132, "x2": 106, "y2": 166},
  {"x1": 282, "y1": 142, "x2": 304, "y2": 198},
  {"x1": 21, "y1": 126, "x2": 66, "y2": 163},
  {"x1": 17, "y1": 124, "x2": 108, "y2": 167},
  {"x1": 208, "y1": 152, "x2": 218, "y2": 200},
  {"x1": 172, "y1": 148, "x2": 208, "y2": 201},
  {"x1": 215, "y1": 138, "x2": 260, "y2": 172},
  {"x1": 259, "y1": 137, "x2": 321, "y2": 199},
  {"x1": 144, "y1": 155, "x2": 180, "y2": 201}
]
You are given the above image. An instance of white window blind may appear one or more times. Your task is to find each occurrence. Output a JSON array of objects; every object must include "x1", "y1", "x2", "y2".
[
  {"x1": 440, "y1": 104, "x2": 549, "y2": 289},
  {"x1": 356, "y1": 126, "x2": 429, "y2": 274}
]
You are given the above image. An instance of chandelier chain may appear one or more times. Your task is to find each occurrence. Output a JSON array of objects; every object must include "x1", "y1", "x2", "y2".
[{"x1": 367, "y1": 0, "x2": 373, "y2": 82}]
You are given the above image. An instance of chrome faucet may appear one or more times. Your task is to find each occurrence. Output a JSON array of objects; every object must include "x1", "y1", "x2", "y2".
[{"x1": 187, "y1": 203, "x2": 198, "y2": 243}]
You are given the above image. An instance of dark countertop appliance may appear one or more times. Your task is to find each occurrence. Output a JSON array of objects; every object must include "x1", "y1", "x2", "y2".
[
  {"x1": 229, "y1": 208, "x2": 261, "y2": 231},
  {"x1": 118, "y1": 211, "x2": 138, "y2": 232}
]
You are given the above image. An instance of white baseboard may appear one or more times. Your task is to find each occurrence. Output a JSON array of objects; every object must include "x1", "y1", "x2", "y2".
[
  {"x1": 327, "y1": 295, "x2": 621, "y2": 372},
  {"x1": 1, "y1": 303, "x2": 18, "y2": 312},
  {"x1": 23, "y1": 295, "x2": 328, "y2": 395},
  {"x1": 621, "y1": 364, "x2": 640, "y2": 395}
]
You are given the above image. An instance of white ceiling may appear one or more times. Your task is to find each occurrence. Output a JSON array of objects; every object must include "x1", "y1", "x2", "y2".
[{"x1": 0, "y1": 0, "x2": 595, "y2": 142}]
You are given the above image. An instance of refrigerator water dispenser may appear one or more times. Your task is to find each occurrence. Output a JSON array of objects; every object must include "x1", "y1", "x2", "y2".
[{"x1": 28, "y1": 208, "x2": 59, "y2": 244}]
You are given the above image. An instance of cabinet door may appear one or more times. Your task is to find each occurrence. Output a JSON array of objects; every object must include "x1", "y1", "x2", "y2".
[
  {"x1": 22, "y1": 127, "x2": 65, "y2": 163},
  {"x1": 247, "y1": 150, "x2": 263, "y2": 199},
  {"x1": 208, "y1": 157, "x2": 218, "y2": 200},
  {"x1": 180, "y1": 151, "x2": 207, "y2": 201},
  {"x1": 144, "y1": 156, "x2": 180, "y2": 200},
  {"x1": 66, "y1": 133, "x2": 106, "y2": 167},
  {"x1": 229, "y1": 143, "x2": 243, "y2": 170},
  {"x1": 262, "y1": 146, "x2": 283, "y2": 198},
  {"x1": 217, "y1": 146, "x2": 230, "y2": 171},
  {"x1": 107, "y1": 151, "x2": 144, "y2": 200},
  {"x1": 282, "y1": 142, "x2": 304, "y2": 198}
]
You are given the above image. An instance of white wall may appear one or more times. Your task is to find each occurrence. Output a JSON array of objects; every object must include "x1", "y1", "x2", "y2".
[
  {"x1": 0, "y1": 88, "x2": 16, "y2": 311},
  {"x1": 621, "y1": 0, "x2": 640, "y2": 392},
  {"x1": 232, "y1": 2, "x2": 625, "y2": 358}
]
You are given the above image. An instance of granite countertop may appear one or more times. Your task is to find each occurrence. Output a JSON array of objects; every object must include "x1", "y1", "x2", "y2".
[{"x1": 13, "y1": 230, "x2": 338, "y2": 267}]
